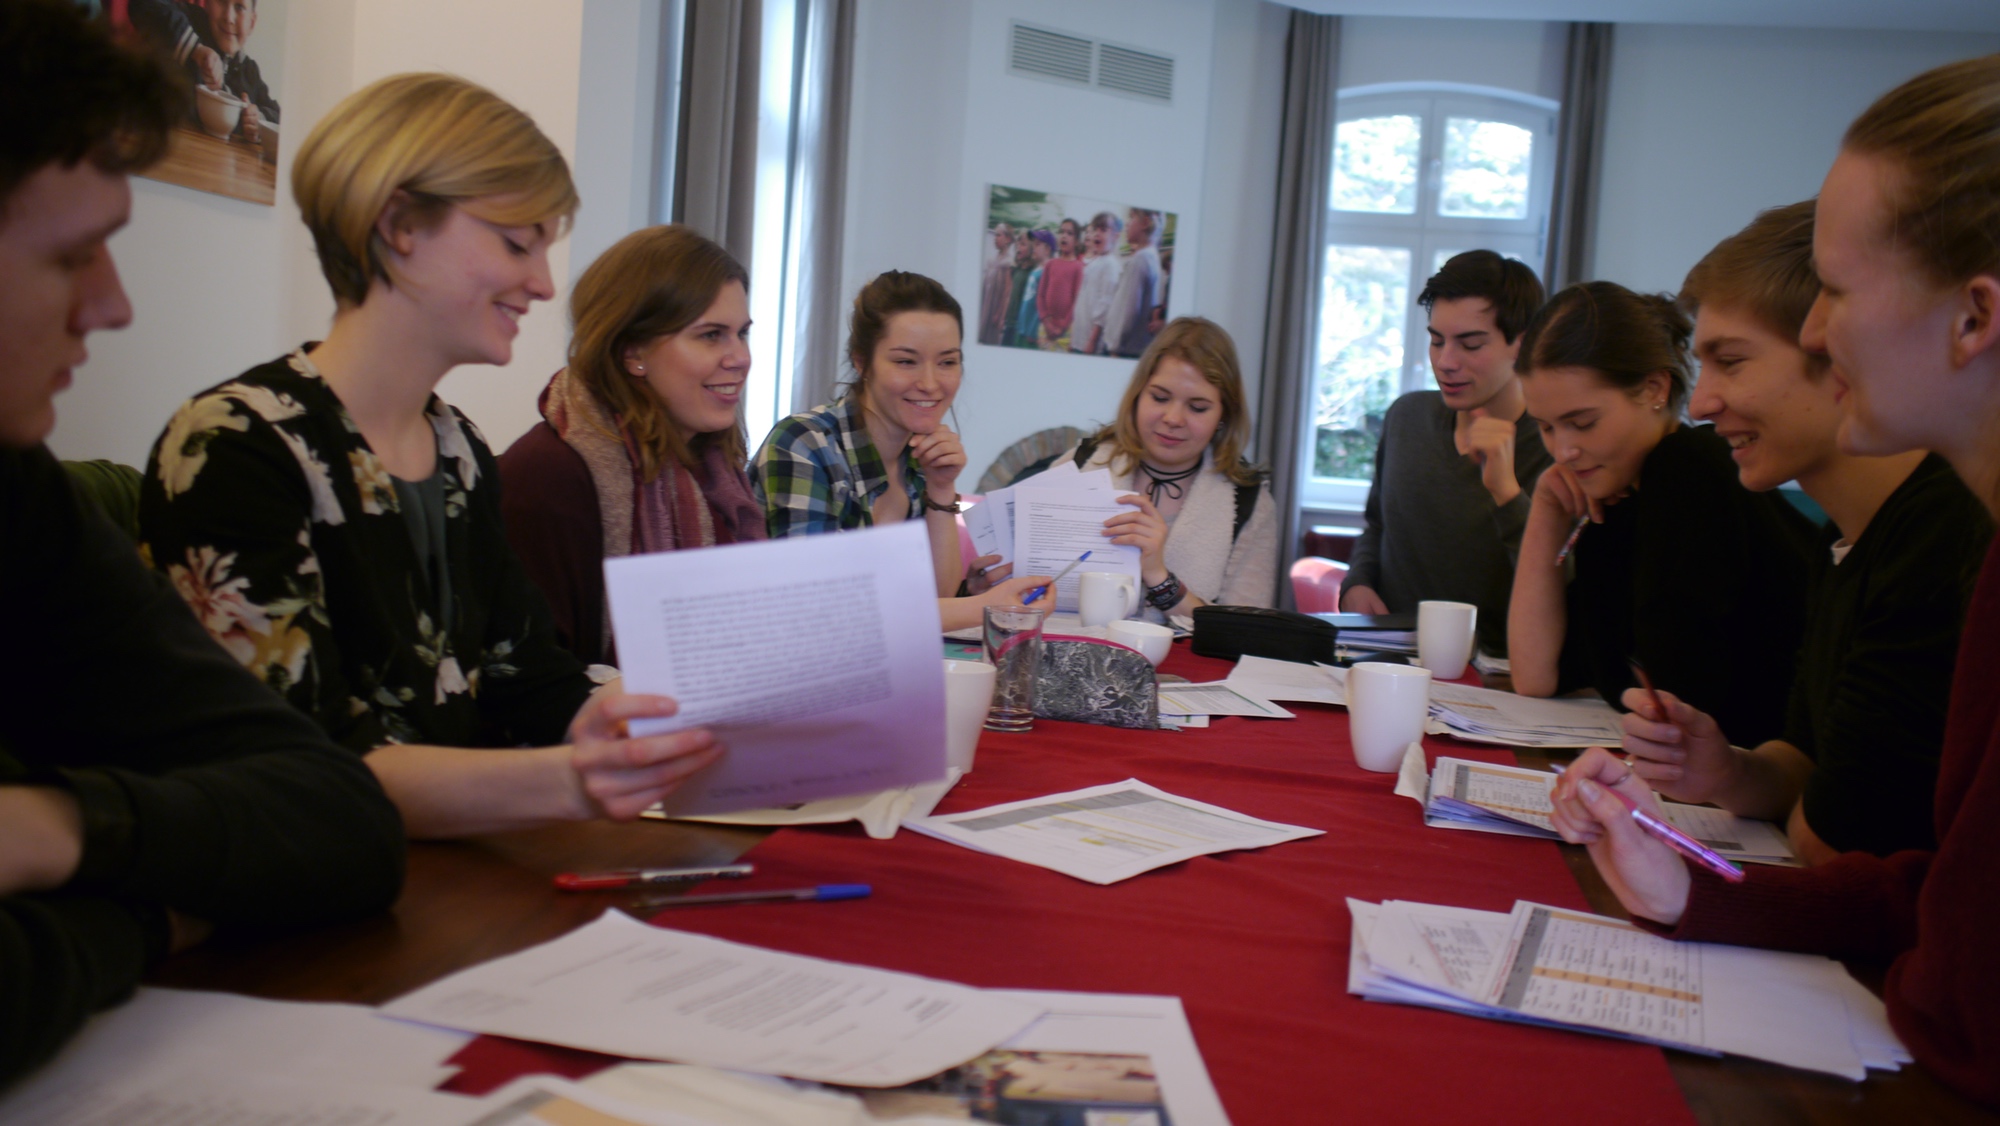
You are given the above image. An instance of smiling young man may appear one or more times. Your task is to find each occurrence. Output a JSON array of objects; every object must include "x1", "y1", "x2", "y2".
[
  {"x1": 1342, "y1": 251, "x2": 1551, "y2": 656},
  {"x1": 0, "y1": 0, "x2": 402, "y2": 1087},
  {"x1": 1615, "y1": 200, "x2": 1992, "y2": 862}
]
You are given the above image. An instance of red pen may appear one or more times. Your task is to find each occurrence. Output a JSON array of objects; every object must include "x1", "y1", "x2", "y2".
[
  {"x1": 1598, "y1": 774, "x2": 1745, "y2": 883},
  {"x1": 1628, "y1": 658, "x2": 1669, "y2": 721},
  {"x1": 554, "y1": 863, "x2": 754, "y2": 891}
]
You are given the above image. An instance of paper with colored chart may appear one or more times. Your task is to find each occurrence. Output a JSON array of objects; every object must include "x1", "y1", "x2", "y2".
[{"x1": 1348, "y1": 898, "x2": 1908, "y2": 1080}]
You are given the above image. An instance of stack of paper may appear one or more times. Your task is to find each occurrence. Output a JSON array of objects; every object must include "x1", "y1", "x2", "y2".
[
  {"x1": 577, "y1": 991, "x2": 1231, "y2": 1126},
  {"x1": 1424, "y1": 681, "x2": 1625, "y2": 747},
  {"x1": 963, "y1": 461, "x2": 1142, "y2": 614},
  {"x1": 1309, "y1": 612, "x2": 1419, "y2": 655},
  {"x1": 906, "y1": 778, "x2": 1324, "y2": 884},
  {"x1": 1394, "y1": 746, "x2": 1798, "y2": 865},
  {"x1": 1348, "y1": 898, "x2": 1910, "y2": 1079},
  {"x1": 1222, "y1": 656, "x2": 1622, "y2": 749}
]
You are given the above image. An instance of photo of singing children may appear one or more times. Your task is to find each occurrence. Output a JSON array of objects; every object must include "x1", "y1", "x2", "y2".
[{"x1": 982, "y1": 184, "x2": 1178, "y2": 360}]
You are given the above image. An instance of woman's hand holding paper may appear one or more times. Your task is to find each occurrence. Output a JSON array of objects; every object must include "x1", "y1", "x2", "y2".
[
  {"x1": 1104, "y1": 493, "x2": 1171, "y2": 586},
  {"x1": 1549, "y1": 747, "x2": 1692, "y2": 925},
  {"x1": 566, "y1": 690, "x2": 723, "y2": 821}
]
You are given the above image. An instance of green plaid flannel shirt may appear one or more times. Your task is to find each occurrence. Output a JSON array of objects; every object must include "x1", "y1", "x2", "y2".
[{"x1": 751, "y1": 397, "x2": 927, "y2": 538}]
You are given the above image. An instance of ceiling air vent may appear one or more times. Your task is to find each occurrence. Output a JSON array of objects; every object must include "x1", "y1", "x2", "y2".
[
  {"x1": 1009, "y1": 24, "x2": 1093, "y2": 87},
  {"x1": 1095, "y1": 44, "x2": 1174, "y2": 103}
]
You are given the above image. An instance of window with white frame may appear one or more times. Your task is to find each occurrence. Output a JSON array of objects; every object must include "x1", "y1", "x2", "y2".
[{"x1": 1299, "y1": 83, "x2": 1558, "y2": 511}]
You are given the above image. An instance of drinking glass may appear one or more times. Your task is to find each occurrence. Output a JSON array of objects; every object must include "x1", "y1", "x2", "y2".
[{"x1": 982, "y1": 605, "x2": 1044, "y2": 732}]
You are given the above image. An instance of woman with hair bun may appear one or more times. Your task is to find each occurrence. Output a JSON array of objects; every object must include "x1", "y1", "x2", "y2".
[
  {"x1": 1065, "y1": 316, "x2": 1278, "y2": 621},
  {"x1": 499, "y1": 225, "x2": 763, "y2": 666},
  {"x1": 1507, "y1": 281, "x2": 1816, "y2": 745},
  {"x1": 1549, "y1": 55, "x2": 2000, "y2": 1107},
  {"x1": 753, "y1": 270, "x2": 1048, "y2": 630},
  {"x1": 139, "y1": 74, "x2": 721, "y2": 838}
]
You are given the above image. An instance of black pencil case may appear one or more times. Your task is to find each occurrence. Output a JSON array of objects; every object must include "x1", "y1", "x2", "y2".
[{"x1": 1190, "y1": 605, "x2": 1339, "y2": 664}]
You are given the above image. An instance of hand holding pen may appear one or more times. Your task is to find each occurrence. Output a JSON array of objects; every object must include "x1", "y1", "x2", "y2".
[
  {"x1": 1022, "y1": 550, "x2": 1090, "y2": 606},
  {"x1": 1617, "y1": 662, "x2": 1742, "y2": 806},
  {"x1": 1533, "y1": 463, "x2": 1605, "y2": 566},
  {"x1": 1548, "y1": 747, "x2": 1714, "y2": 926}
]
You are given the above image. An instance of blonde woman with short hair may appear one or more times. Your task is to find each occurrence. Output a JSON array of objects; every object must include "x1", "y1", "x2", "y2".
[
  {"x1": 1067, "y1": 316, "x2": 1277, "y2": 621},
  {"x1": 139, "y1": 74, "x2": 722, "y2": 839}
]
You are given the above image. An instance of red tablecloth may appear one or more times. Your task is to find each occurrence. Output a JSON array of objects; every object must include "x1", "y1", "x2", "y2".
[{"x1": 450, "y1": 645, "x2": 1694, "y2": 1125}]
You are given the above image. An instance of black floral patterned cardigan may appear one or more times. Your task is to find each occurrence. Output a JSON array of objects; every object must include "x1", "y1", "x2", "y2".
[{"x1": 139, "y1": 349, "x2": 595, "y2": 752}]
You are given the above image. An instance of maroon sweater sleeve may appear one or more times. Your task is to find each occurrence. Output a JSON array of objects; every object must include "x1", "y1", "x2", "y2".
[
  {"x1": 1663, "y1": 539, "x2": 2000, "y2": 1110},
  {"x1": 497, "y1": 422, "x2": 609, "y2": 666}
]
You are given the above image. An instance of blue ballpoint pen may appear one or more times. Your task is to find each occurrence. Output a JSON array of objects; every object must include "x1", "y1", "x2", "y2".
[
  {"x1": 633, "y1": 884, "x2": 872, "y2": 911},
  {"x1": 1023, "y1": 550, "x2": 1091, "y2": 605}
]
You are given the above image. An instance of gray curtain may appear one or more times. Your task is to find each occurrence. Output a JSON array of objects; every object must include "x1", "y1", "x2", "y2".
[
  {"x1": 1254, "y1": 10, "x2": 1339, "y2": 611},
  {"x1": 787, "y1": 0, "x2": 856, "y2": 412},
  {"x1": 674, "y1": 0, "x2": 762, "y2": 262},
  {"x1": 1543, "y1": 22, "x2": 1613, "y2": 292}
]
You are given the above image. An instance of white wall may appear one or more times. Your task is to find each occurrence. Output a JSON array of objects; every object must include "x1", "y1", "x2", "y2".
[
  {"x1": 843, "y1": 0, "x2": 1287, "y2": 487},
  {"x1": 48, "y1": 0, "x2": 597, "y2": 466},
  {"x1": 569, "y1": 0, "x2": 666, "y2": 289},
  {"x1": 1592, "y1": 22, "x2": 2000, "y2": 295},
  {"x1": 1338, "y1": 14, "x2": 1562, "y2": 99}
]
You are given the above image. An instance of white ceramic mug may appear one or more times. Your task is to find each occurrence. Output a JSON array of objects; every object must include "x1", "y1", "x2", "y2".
[
  {"x1": 1416, "y1": 600, "x2": 1478, "y2": 680},
  {"x1": 1346, "y1": 661, "x2": 1433, "y2": 772},
  {"x1": 1107, "y1": 619, "x2": 1173, "y2": 667},
  {"x1": 942, "y1": 659, "x2": 998, "y2": 773},
  {"x1": 1078, "y1": 570, "x2": 1141, "y2": 627}
]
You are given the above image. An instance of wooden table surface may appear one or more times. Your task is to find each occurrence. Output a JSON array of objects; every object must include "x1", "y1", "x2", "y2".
[
  {"x1": 148, "y1": 751, "x2": 1998, "y2": 1125},
  {"x1": 143, "y1": 125, "x2": 275, "y2": 205}
]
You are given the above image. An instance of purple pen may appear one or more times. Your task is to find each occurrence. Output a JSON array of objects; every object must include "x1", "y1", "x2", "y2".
[
  {"x1": 1601, "y1": 781, "x2": 1746, "y2": 882},
  {"x1": 1552, "y1": 513, "x2": 1590, "y2": 566}
]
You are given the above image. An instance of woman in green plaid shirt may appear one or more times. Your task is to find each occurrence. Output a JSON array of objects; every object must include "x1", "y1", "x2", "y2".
[{"x1": 753, "y1": 271, "x2": 1047, "y2": 630}]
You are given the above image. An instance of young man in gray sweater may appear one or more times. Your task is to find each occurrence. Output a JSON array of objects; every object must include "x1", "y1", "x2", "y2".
[{"x1": 1340, "y1": 251, "x2": 1551, "y2": 656}]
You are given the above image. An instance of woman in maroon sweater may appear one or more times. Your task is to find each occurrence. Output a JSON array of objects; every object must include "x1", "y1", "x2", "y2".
[
  {"x1": 1548, "y1": 55, "x2": 2000, "y2": 1109},
  {"x1": 499, "y1": 226, "x2": 767, "y2": 666}
]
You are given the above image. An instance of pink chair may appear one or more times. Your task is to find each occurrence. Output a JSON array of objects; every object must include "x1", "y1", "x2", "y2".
[
  {"x1": 955, "y1": 494, "x2": 984, "y2": 572},
  {"x1": 1290, "y1": 556, "x2": 1347, "y2": 614}
]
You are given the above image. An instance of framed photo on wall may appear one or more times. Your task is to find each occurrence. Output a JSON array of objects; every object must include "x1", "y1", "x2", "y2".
[
  {"x1": 980, "y1": 183, "x2": 1179, "y2": 360},
  {"x1": 91, "y1": 0, "x2": 288, "y2": 205}
]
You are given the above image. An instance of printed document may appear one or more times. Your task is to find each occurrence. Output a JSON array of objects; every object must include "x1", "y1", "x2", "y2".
[
  {"x1": 1224, "y1": 655, "x2": 1346, "y2": 705},
  {"x1": 1010, "y1": 486, "x2": 1142, "y2": 612},
  {"x1": 382, "y1": 910, "x2": 1043, "y2": 1087},
  {"x1": 605, "y1": 521, "x2": 947, "y2": 816},
  {"x1": 1156, "y1": 682, "x2": 1295, "y2": 719},
  {"x1": 906, "y1": 778, "x2": 1323, "y2": 884},
  {"x1": 963, "y1": 463, "x2": 1115, "y2": 568}
]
